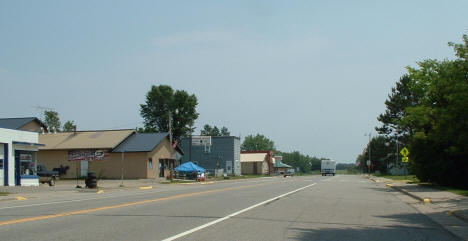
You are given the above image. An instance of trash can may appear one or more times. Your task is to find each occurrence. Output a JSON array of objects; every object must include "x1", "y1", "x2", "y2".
[{"x1": 85, "y1": 172, "x2": 97, "y2": 188}]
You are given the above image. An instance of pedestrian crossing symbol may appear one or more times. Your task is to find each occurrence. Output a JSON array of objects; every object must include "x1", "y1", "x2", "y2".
[{"x1": 400, "y1": 147, "x2": 410, "y2": 157}]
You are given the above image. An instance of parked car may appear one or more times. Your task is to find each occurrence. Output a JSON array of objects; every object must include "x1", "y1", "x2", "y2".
[
  {"x1": 37, "y1": 164, "x2": 59, "y2": 186},
  {"x1": 284, "y1": 168, "x2": 295, "y2": 177}
]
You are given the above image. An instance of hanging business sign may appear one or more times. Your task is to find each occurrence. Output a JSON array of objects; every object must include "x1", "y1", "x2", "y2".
[
  {"x1": 68, "y1": 150, "x2": 110, "y2": 161},
  {"x1": 20, "y1": 153, "x2": 32, "y2": 161}
]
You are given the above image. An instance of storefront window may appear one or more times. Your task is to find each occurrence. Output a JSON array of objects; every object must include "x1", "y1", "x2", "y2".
[{"x1": 18, "y1": 152, "x2": 37, "y2": 175}]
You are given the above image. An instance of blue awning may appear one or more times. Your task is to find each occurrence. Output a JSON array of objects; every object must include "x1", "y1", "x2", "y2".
[
  {"x1": 13, "y1": 141, "x2": 45, "y2": 147},
  {"x1": 175, "y1": 162, "x2": 206, "y2": 173}
]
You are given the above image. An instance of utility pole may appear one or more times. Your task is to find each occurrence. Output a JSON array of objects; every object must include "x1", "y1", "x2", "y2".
[
  {"x1": 189, "y1": 122, "x2": 193, "y2": 162},
  {"x1": 365, "y1": 133, "x2": 372, "y2": 175},
  {"x1": 168, "y1": 112, "x2": 172, "y2": 145},
  {"x1": 395, "y1": 135, "x2": 399, "y2": 166},
  {"x1": 120, "y1": 143, "x2": 125, "y2": 187},
  {"x1": 168, "y1": 109, "x2": 178, "y2": 146}
]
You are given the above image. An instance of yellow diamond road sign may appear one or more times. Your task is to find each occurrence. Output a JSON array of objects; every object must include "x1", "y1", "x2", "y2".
[
  {"x1": 402, "y1": 156, "x2": 409, "y2": 163},
  {"x1": 400, "y1": 147, "x2": 410, "y2": 157}
]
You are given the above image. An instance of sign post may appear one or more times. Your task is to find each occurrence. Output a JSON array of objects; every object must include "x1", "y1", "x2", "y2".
[
  {"x1": 400, "y1": 147, "x2": 410, "y2": 178},
  {"x1": 366, "y1": 160, "x2": 371, "y2": 176}
]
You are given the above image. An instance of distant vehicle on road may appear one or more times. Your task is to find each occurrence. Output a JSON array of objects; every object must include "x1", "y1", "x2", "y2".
[
  {"x1": 321, "y1": 160, "x2": 336, "y2": 176},
  {"x1": 37, "y1": 164, "x2": 59, "y2": 186}
]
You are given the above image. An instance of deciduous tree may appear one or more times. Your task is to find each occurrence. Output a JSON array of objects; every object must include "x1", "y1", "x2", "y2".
[
  {"x1": 63, "y1": 121, "x2": 75, "y2": 132},
  {"x1": 241, "y1": 134, "x2": 275, "y2": 151},
  {"x1": 140, "y1": 85, "x2": 199, "y2": 141},
  {"x1": 43, "y1": 110, "x2": 61, "y2": 132}
]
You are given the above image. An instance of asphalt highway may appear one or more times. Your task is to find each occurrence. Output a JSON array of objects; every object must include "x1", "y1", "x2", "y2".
[{"x1": 0, "y1": 175, "x2": 459, "y2": 241}]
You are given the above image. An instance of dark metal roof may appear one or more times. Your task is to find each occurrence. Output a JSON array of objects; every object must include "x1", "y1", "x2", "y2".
[
  {"x1": 112, "y1": 132, "x2": 169, "y2": 152},
  {"x1": 0, "y1": 117, "x2": 45, "y2": 130}
]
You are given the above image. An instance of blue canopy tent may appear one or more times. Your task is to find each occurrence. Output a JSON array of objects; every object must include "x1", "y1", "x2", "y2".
[{"x1": 175, "y1": 161, "x2": 206, "y2": 173}]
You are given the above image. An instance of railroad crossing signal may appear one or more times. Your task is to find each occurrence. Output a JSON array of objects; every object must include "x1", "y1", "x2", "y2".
[
  {"x1": 402, "y1": 157, "x2": 409, "y2": 163},
  {"x1": 400, "y1": 147, "x2": 410, "y2": 157}
]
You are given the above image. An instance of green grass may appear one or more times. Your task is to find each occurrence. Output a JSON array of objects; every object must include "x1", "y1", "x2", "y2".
[
  {"x1": 443, "y1": 188, "x2": 468, "y2": 197},
  {"x1": 418, "y1": 183, "x2": 468, "y2": 197},
  {"x1": 373, "y1": 174, "x2": 468, "y2": 197},
  {"x1": 0, "y1": 192, "x2": 8, "y2": 196}
]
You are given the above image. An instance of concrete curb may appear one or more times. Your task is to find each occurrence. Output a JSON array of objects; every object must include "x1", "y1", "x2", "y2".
[
  {"x1": 0, "y1": 197, "x2": 17, "y2": 202},
  {"x1": 139, "y1": 186, "x2": 153, "y2": 190},
  {"x1": 451, "y1": 211, "x2": 468, "y2": 223},
  {"x1": 388, "y1": 183, "x2": 468, "y2": 226},
  {"x1": 390, "y1": 185, "x2": 426, "y2": 202}
]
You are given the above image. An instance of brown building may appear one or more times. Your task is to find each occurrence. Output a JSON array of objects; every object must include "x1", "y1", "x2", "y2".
[
  {"x1": 38, "y1": 130, "x2": 182, "y2": 179},
  {"x1": 240, "y1": 151, "x2": 274, "y2": 175}
]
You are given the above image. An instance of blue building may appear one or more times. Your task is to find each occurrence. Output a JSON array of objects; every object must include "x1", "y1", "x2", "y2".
[{"x1": 180, "y1": 136, "x2": 241, "y2": 176}]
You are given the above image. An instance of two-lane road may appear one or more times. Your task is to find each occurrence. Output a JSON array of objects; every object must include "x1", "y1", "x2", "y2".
[{"x1": 0, "y1": 175, "x2": 458, "y2": 241}]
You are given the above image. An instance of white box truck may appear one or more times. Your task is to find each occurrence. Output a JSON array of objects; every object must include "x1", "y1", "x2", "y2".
[{"x1": 321, "y1": 160, "x2": 336, "y2": 176}]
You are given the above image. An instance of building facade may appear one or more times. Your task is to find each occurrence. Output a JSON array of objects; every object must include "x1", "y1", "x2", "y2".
[
  {"x1": 38, "y1": 130, "x2": 182, "y2": 179},
  {"x1": 240, "y1": 151, "x2": 274, "y2": 175},
  {"x1": 0, "y1": 128, "x2": 43, "y2": 186},
  {"x1": 180, "y1": 136, "x2": 241, "y2": 176}
]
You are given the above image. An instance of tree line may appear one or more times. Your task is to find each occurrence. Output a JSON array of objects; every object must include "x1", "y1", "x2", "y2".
[
  {"x1": 241, "y1": 134, "x2": 327, "y2": 172},
  {"x1": 360, "y1": 34, "x2": 468, "y2": 188},
  {"x1": 40, "y1": 84, "x2": 328, "y2": 174}
]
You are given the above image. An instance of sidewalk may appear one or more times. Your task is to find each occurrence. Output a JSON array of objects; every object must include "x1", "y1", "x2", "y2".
[{"x1": 368, "y1": 175, "x2": 468, "y2": 225}]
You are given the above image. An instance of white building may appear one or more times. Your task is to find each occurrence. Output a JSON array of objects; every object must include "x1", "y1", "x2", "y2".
[{"x1": 0, "y1": 128, "x2": 43, "y2": 186}]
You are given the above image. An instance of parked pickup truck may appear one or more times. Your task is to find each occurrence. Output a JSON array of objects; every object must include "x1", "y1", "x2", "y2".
[
  {"x1": 37, "y1": 164, "x2": 59, "y2": 186},
  {"x1": 284, "y1": 168, "x2": 295, "y2": 177}
]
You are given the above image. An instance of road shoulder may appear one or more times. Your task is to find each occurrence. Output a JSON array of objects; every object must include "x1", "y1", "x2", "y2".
[{"x1": 367, "y1": 176, "x2": 468, "y2": 240}]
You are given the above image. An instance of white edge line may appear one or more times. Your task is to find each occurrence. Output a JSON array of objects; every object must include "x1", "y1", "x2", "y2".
[{"x1": 161, "y1": 182, "x2": 317, "y2": 241}]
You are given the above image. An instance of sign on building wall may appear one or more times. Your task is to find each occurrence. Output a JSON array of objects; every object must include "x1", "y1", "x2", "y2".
[
  {"x1": 191, "y1": 136, "x2": 212, "y2": 146},
  {"x1": 68, "y1": 150, "x2": 110, "y2": 161}
]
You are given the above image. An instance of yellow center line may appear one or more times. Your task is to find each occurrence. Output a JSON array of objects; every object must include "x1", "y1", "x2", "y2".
[{"x1": 0, "y1": 182, "x2": 268, "y2": 227}]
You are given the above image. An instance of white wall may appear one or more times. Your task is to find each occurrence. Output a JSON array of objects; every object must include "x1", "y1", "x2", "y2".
[{"x1": 0, "y1": 128, "x2": 39, "y2": 186}]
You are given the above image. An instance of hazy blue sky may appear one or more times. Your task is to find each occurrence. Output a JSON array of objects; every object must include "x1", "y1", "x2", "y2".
[{"x1": 1, "y1": 1, "x2": 467, "y2": 163}]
